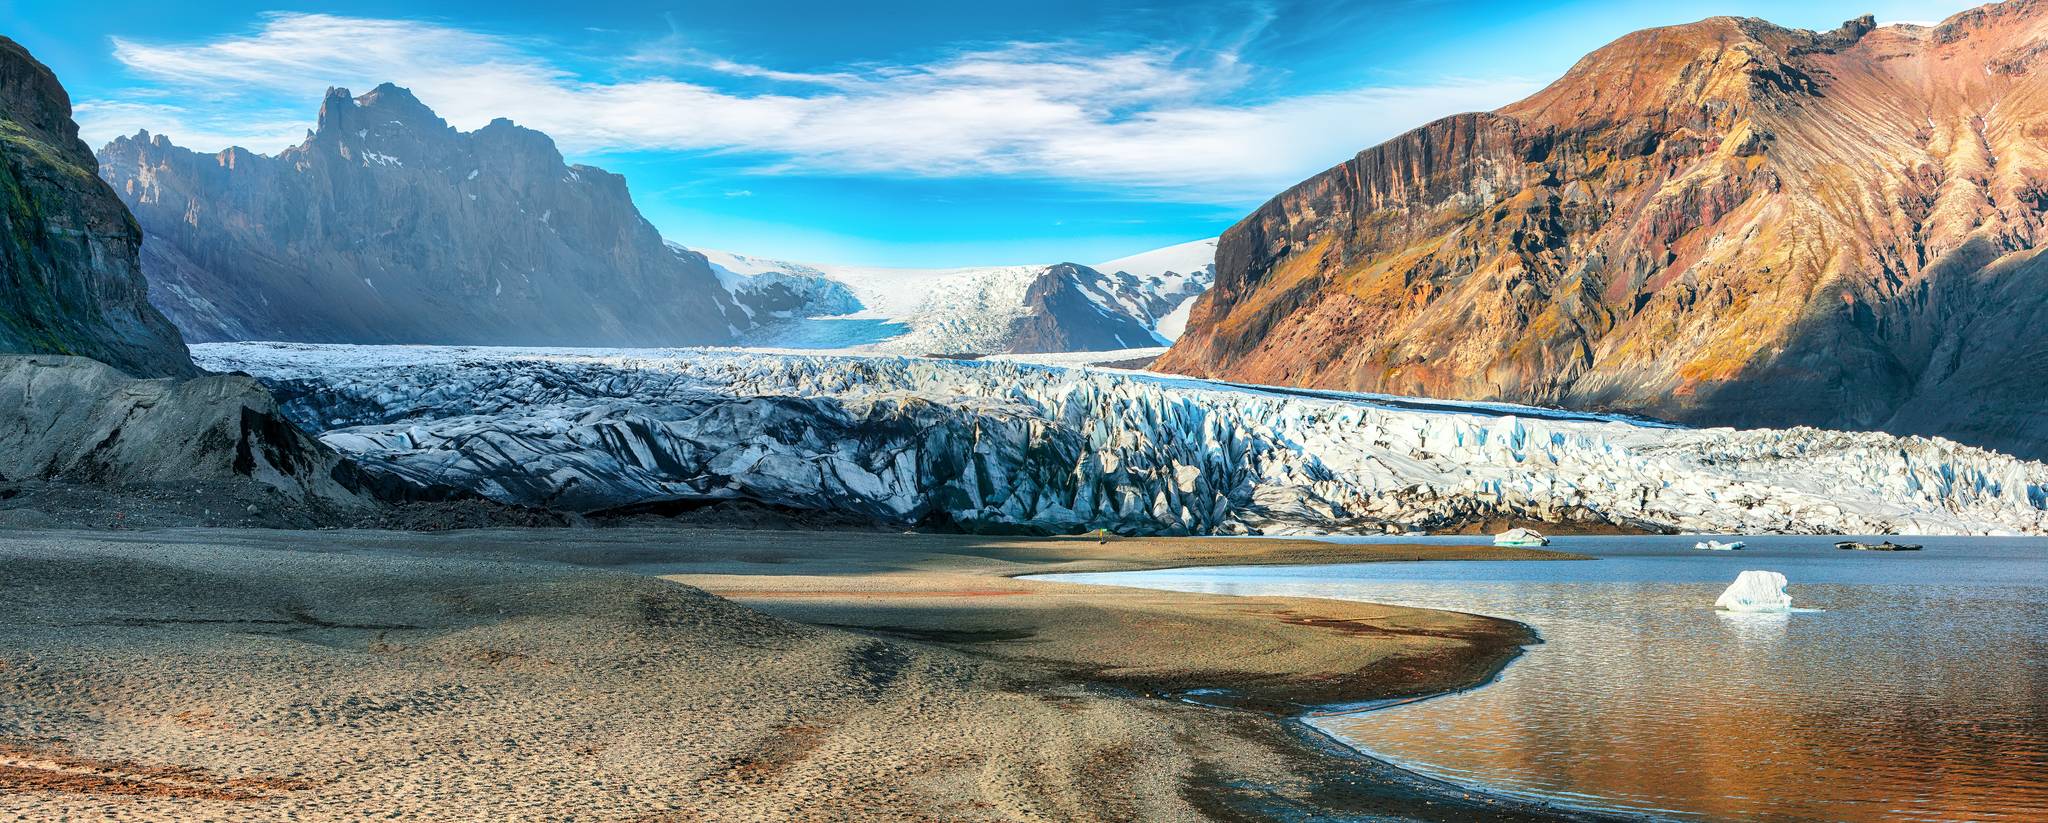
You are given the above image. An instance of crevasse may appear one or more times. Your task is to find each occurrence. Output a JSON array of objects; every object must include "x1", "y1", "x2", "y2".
[{"x1": 194, "y1": 343, "x2": 2048, "y2": 536}]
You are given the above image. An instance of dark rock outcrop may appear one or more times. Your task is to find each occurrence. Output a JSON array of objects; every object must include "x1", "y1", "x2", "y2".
[
  {"x1": 97, "y1": 84, "x2": 747, "y2": 346},
  {"x1": 1158, "y1": 4, "x2": 2048, "y2": 459},
  {"x1": 1006, "y1": 264, "x2": 1167, "y2": 353},
  {"x1": 0, "y1": 355, "x2": 363, "y2": 507},
  {"x1": 0, "y1": 37, "x2": 193, "y2": 378}
]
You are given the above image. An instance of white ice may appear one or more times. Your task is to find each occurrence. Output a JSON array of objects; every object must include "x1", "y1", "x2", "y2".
[
  {"x1": 1715, "y1": 571, "x2": 1794, "y2": 612},
  {"x1": 191, "y1": 343, "x2": 2048, "y2": 536}
]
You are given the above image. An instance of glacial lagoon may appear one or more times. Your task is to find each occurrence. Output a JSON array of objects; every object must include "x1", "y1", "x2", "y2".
[{"x1": 1040, "y1": 535, "x2": 2048, "y2": 821}]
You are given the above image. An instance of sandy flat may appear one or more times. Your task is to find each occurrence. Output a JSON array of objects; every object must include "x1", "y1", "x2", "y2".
[{"x1": 0, "y1": 528, "x2": 1620, "y2": 821}]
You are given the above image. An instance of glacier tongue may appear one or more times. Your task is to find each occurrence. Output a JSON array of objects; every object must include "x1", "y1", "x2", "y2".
[{"x1": 193, "y1": 343, "x2": 2048, "y2": 536}]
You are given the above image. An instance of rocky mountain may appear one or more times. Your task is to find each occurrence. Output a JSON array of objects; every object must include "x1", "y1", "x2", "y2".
[
  {"x1": 0, "y1": 42, "x2": 375, "y2": 519},
  {"x1": 0, "y1": 37, "x2": 193, "y2": 378},
  {"x1": 198, "y1": 342, "x2": 2048, "y2": 536},
  {"x1": 697, "y1": 239, "x2": 1213, "y2": 355},
  {"x1": 1093, "y1": 237, "x2": 1218, "y2": 340},
  {"x1": 97, "y1": 84, "x2": 747, "y2": 347},
  {"x1": 1158, "y1": 4, "x2": 2048, "y2": 459}
]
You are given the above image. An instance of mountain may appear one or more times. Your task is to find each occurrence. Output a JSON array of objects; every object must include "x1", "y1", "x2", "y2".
[
  {"x1": 0, "y1": 39, "x2": 372, "y2": 518},
  {"x1": 96, "y1": 84, "x2": 747, "y2": 347},
  {"x1": 1157, "y1": 4, "x2": 2048, "y2": 459},
  {"x1": 1094, "y1": 237, "x2": 1218, "y2": 340},
  {"x1": 0, "y1": 37, "x2": 192, "y2": 377},
  {"x1": 696, "y1": 238, "x2": 1214, "y2": 355}
]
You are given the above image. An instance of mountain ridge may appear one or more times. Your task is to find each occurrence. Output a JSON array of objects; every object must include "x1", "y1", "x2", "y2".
[
  {"x1": 97, "y1": 83, "x2": 749, "y2": 347},
  {"x1": 694, "y1": 240, "x2": 1214, "y2": 354}
]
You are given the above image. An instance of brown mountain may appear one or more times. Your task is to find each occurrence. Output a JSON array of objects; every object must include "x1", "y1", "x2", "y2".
[
  {"x1": 97, "y1": 84, "x2": 746, "y2": 346},
  {"x1": 1158, "y1": 3, "x2": 2048, "y2": 459},
  {"x1": 0, "y1": 37, "x2": 193, "y2": 377}
]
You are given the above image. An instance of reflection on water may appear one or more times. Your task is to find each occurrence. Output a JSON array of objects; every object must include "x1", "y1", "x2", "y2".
[{"x1": 1041, "y1": 536, "x2": 2048, "y2": 822}]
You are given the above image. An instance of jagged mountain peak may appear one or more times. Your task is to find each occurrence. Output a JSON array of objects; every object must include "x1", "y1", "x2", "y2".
[
  {"x1": 312, "y1": 82, "x2": 456, "y2": 153},
  {"x1": 95, "y1": 83, "x2": 747, "y2": 348}
]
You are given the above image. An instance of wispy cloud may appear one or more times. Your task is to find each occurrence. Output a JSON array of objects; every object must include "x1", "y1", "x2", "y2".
[{"x1": 85, "y1": 12, "x2": 1538, "y2": 201}]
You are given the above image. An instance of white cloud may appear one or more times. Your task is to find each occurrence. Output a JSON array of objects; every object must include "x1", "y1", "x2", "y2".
[
  {"x1": 84, "y1": 12, "x2": 1539, "y2": 201},
  {"x1": 74, "y1": 100, "x2": 312, "y2": 155}
]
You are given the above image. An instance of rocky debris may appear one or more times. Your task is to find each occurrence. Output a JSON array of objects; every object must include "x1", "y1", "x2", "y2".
[
  {"x1": 96, "y1": 84, "x2": 747, "y2": 347},
  {"x1": 198, "y1": 343, "x2": 2048, "y2": 536},
  {"x1": 0, "y1": 37, "x2": 193, "y2": 378},
  {"x1": 1157, "y1": 3, "x2": 2048, "y2": 460},
  {"x1": 0, "y1": 355, "x2": 364, "y2": 511}
]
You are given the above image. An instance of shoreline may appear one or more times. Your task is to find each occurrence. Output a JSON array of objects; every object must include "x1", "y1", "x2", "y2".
[
  {"x1": 1, "y1": 526, "x2": 1637, "y2": 820},
  {"x1": 637, "y1": 530, "x2": 1644, "y2": 819}
]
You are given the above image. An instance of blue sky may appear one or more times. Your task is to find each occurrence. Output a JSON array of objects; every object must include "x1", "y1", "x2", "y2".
[{"x1": 6, "y1": 0, "x2": 1985, "y2": 266}]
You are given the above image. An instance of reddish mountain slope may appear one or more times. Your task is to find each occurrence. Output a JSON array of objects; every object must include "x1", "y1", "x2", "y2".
[{"x1": 1158, "y1": 3, "x2": 2048, "y2": 459}]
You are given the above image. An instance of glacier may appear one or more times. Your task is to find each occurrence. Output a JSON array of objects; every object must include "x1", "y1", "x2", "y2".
[
  {"x1": 192, "y1": 343, "x2": 2048, "y2": 536},
  {"x1": 690, "y1": 241, "x2": 1214, "y2": 356}
]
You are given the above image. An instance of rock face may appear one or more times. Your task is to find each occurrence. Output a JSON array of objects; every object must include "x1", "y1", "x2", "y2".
[
  {"x1": 197, "y1": 343, "x2": 2048, "y2": 536},
  {"x1": 1158, "y1": 4, "x2": 2048, "y2": 459},
  {"x1": 1005, "y1": 263, "x2": 1177, "y2": 354},
  {"x1": 96, "y1": 84, "x2": 746, "y2": 346},
  {"x1": 0, "y1": 355, "x2": 362, "y2": 506},
  {"x1": 0, "y1": 38, "x2": 193, "y2": 378}
]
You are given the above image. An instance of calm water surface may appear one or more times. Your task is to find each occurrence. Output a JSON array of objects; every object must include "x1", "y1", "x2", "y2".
[{"x1": 1041, "y1": 536, "x2": 2048, "y2": 822}]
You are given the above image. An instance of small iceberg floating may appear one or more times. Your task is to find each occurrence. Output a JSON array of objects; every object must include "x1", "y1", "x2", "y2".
[
  {"x1": 1494, "y1": 527, "x2": 1549, "y2": 547},
  {"x1": 1695, "y1": 540, "x2": 1746, "y2": 551},
  {"x1": 1715, "y1": 570, "x2": 1814, "y2": 613}
]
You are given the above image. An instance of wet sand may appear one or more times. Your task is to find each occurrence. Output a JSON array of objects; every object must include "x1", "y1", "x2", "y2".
[{"x1": 0, "y1": 527, "x2": 1624, "y2": 821}]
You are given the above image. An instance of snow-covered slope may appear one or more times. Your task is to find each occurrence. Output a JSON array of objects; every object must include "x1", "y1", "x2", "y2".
[
  {"x1": 195, "y1": 343, "x2": 2048, "y2": 537},
  {"x1": 1094, "y1": 238, "x2": 1216, "y2": 343},
  {"x1": 1095, "y1": 237, "x2": 1217, "y2": 279},
  {"x1": 689, "y1": 238, "x2": 1215, "y2": 354},
  {"x1": 684, "y1": 244, "x2": 860, "y2": 324}
]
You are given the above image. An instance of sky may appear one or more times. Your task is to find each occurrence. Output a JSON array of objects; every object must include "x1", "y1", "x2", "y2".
[{"x1": 4, "y1": 0, "x2": 1988, "y2": 267}]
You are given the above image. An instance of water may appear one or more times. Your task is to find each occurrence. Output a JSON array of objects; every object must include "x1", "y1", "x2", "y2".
[{"x1": 1040, "y1": 536, "x2": 2048, "y2": 822}]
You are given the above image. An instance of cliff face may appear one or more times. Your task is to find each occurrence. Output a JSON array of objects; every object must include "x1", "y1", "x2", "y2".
[
  {"x1": 0, "y1": 38, "x2": 193, "y2": 378},
  {"x1": 97, "y1": 84, "x2": 746, "y2": 346},
  {"x1": 1158, "y1": 4, "x2": 2048, "y2": 459}
]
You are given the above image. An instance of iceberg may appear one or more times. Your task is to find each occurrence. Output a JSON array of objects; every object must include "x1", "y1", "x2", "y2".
[
  {"x1": 1714, "y1": 570, "x2": 1794, "y2": 612},
  {"x1": 1494, "y1": 528, "x2": 1550, "y2": 547},
  {"x1": 1695, "y1": 540, "x2": 1746, "y2": 551}
]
